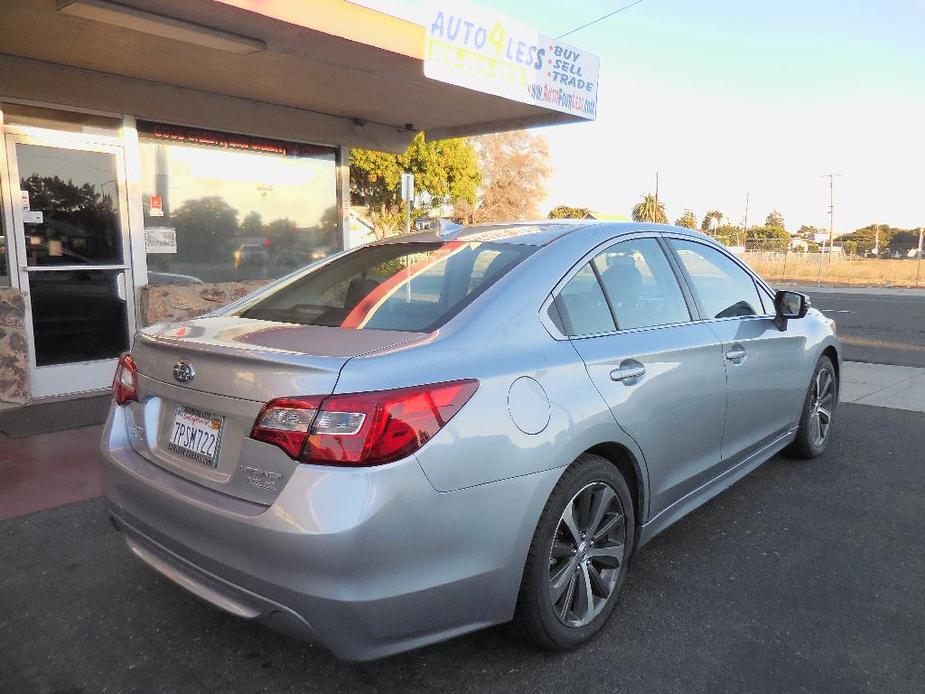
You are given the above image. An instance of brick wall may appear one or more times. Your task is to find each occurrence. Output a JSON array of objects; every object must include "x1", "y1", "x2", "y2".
[
  {"x1": 0, "y1": 288, "x2": 29, "y2": 405},
  {"x1": 140, "y1": 280, "x2": 270, "y2": 326}
]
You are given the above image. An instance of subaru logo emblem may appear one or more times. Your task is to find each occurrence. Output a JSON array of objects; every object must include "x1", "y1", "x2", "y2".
[{"x1": 173, "y1": 360, "x2": 195, "y2": 384}]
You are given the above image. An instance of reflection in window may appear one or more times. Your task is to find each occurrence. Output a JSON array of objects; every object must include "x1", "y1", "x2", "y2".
[
  {"x1": 592, "y1": 238, "x2": 690, "y2": 330},
  {"x1": 138, "y1": 123, "x2": 339, "y2": 284},
  {"x1": 16, "y1": 144, "x2": 123, "y2": 267},
  {"x1": 553, "y1": 263, "x2": 616, "y2": 336},
  {"x1": 671, "y1": 240, "x2": 763, "y2": 319},
  {"x1": 239, "y1": 242, "x2": 533, "y2": 333}
]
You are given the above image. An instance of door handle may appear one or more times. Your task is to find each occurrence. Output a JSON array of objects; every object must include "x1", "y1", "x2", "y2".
[
  {"x1": 610, "y1": 362, "x2": 646, "y2": 384},
  {"x1": 116, "y1": 272, "x2": 127, "y2": 301},
  {"x1": 725, "y1": 345, "x2": 747, "y2": 364}
]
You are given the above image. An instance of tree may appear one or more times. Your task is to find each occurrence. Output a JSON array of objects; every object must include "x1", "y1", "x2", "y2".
[
  {"x1": 266, "y1": 217, "x2": 299, "y2": 250},
  {"x1": 675, "y1": 209, "x2": 698, "y2": 229},
  {"x1": 710, "y1": 224, "x2": 744, "y2": 247},
  {"x1": 239, "y1": 211, "x2": 264, "y2": 237},
  {"x1": 20, "y1": 173, "x2": 120, "y2": 259},
  {"x1": 888, "y1": 230, "x2": 920, "y2": 255},
  {"x1": 631, "y1": 194, "x2": 667, "y2": 223},
  {"x1": 840, "y1": 224, "x2": 900, "y2": 256},
  {"x1": 746, "y1": 225, "x2": 791, "y2": 252},
  {"x1": 548, "y1": 205, "x2": 591, "y2": 219},
  {"x1": 350, "y1": 132, "x2": 480, "y2": 238},
  {"x1": 456, "y1": 130, "x2": 552, "y2": 223},
  {"x1": 701, "y1": 210, "x2": 723, "y2": 232},
  {"x1": 171, "y1": 196, "x2": 239, "y2": 260},
  {"x1": 765, "y1": 209, "x2": 786, "y2": 231}
]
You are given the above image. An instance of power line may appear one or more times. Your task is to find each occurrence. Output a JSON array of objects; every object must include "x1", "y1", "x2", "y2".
[{"x1": 556, "y1": 0, "x2": 646, "y2": 39}]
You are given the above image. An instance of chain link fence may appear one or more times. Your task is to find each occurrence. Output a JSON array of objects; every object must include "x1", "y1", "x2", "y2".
[{"x1": 740, "y1": 250, "x2": 925, "y2": 287}]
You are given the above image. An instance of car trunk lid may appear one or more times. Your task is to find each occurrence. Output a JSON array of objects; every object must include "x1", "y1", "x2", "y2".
[{"x1": 122, "y1": 316, "x2": 426, "y2": 505}]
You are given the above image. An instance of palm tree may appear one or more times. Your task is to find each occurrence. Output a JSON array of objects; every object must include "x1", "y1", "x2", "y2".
[
  {"x1": 675, "y1": 209, "x2": 698, "y2": 229},
  {"x1": 631, "y1": 194, "x2": 667, "y2": 223}
]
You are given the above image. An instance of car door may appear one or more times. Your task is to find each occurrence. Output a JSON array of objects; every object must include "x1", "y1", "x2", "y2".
[
  {"x1": 666, "y1": 237, "x2": 806, "y2": 463},
  {"x1": 548, "y1": 235, "x2": 728, "y2": 517}
]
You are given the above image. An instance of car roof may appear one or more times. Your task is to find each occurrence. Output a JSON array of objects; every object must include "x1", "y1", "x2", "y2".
[{"x1": 374, "y1": 221, "x2": 714, "y2": 247}]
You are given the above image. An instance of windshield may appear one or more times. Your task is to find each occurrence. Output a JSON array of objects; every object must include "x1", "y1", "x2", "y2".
[{"x1": 237, "y1": 241, "x2": 534, "y2": 332}]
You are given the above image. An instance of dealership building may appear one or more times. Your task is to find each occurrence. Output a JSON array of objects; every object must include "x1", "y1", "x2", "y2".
[{"x1": 0, "y1": 0, "x2": 596, "y2": 406}]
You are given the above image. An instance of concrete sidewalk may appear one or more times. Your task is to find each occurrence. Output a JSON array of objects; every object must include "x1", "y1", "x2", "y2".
[
  {"x1": 841, "y1": 361, "x2": 925, "y2": 412},
  {"x1": 0, "y1": 425, "x2": 102, "y2": 521}
]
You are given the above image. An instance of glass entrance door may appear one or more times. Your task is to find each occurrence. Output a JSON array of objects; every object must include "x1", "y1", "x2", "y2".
[{"x1": 6, "y1": 134, "x2": 135, "y2": 398}]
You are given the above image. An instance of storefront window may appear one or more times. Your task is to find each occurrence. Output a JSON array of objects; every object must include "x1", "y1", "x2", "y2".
[{"x1": 138, "y1": 122, "x2": 339, "y2": 284}]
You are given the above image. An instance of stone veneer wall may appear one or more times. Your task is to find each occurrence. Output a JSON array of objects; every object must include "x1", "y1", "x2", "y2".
[
  {"x1": 0, "y1": 287, "x2": 29, "y2": 405},
  {"x1": 140, "y1": 280, "x2": 271, "y2": 326}
]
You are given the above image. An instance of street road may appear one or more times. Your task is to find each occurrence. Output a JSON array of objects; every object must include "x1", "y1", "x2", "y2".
[
  {"x1": 804, "y1": 290, "x2": 925, "y2": 368},
  {"x1": 2, "y1": 403, "x2": 922, "y2": 694}
]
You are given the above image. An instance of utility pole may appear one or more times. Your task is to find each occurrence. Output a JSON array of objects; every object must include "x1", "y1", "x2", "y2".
[
  {"x1": 822, "y1": 173, "x2": 841, "y2": 264},
  {"x1": 916, "y1": 227, "x2": 924, "y2": 288},
  {"x1": 874, "y1": 223, "x2": 881, "y2": 257},
  {"x1": 400, "y1": 172, "x2": 414, "y2": 235},
  {"x1": 743, "y1": 192, "x2": 749, "y2": 232}
]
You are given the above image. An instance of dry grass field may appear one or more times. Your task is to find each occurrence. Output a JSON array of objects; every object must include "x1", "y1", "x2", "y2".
[{"x1": 742, "y1": 252, "x2": 925, "y2": 287}]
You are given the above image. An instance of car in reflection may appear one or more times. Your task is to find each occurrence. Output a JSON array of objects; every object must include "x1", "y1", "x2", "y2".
[{"x1": 101, "y1": 222, "x2": 840, "y2": 660}]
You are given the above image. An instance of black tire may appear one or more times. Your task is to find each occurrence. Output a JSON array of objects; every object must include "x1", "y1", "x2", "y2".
[
  {"x1": 785, "y1": 355, "x2": 838, "y2": 459},
  {"x1": 514, "y1": 453, "x2": 634, "y2": 651}
]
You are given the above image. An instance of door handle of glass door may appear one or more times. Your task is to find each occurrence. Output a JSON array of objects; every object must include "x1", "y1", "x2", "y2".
[{"x1": 116, "y1": 272, "x2": 126, "y2": 301}]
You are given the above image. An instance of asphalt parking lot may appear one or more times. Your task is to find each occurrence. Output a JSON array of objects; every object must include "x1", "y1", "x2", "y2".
[{"x1": 2, "y1": 402, "x2": 923, "y2": 694}]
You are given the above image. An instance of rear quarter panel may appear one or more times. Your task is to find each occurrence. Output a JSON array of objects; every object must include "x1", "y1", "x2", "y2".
[{"x1": 333, "y1": 229, "x2": 651, "y2": 497}]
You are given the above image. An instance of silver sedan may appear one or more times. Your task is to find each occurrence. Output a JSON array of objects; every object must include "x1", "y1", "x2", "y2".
[{"x1": 101, "y1": 222, "x2": 840, "y2": 660}]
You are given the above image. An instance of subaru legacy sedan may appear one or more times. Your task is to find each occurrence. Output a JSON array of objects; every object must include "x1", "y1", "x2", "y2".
[{"x1": 101, "y1": 222, "x2": 839, "y2": 661}]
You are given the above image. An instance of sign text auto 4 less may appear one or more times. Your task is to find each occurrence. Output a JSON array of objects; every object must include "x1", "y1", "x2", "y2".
[{"x1": 425, "y1": 4, "x2": 599, "y2": 120}]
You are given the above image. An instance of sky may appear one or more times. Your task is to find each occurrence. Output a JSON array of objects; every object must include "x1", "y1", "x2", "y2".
[{"x1": 390, "y1": 0, "x2": 925, "y2": 232}]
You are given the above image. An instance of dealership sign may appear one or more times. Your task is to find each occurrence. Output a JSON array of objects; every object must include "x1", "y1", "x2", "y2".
[{"x1": 424, "y1": 3, "x2": 599, "y2": 120}]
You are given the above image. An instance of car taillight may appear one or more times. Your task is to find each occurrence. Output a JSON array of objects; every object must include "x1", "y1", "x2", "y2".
[
  {"x1": 250, "y1": 380, "x2": 479, "y2": 466},
  {"x1": 112, "y1": 354, "x2": 138, "y2": 405},
  {"x1": 250, "y1": 396, "x2": 324, "y2": 459}
]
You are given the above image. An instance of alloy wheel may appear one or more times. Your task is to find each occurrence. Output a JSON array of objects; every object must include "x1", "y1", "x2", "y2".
[
  {"x1": 810, "y1": 366, "x2": 836, "y2": 447},
  {"x1": 547, "y1": 481, "x2": 626, "y2": 627}
]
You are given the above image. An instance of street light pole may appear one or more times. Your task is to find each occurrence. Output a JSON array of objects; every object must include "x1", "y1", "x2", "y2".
[{"x1": 743, "y1": 192, "x2": 749, "y2": 232}]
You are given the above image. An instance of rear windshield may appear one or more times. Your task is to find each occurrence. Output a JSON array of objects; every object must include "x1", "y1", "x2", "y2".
[{"x1": 237, "y1": 241, "x2": 534, "y2": 332}]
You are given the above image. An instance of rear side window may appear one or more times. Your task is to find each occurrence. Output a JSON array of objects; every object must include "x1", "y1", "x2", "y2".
[
  {"x1": 591, "y1": 238, "x2": 690, "y2": 330},
  {"x1": 552, "y1": 263, "x2": 616, "y2": 336},
  {"x1": 670, "y1": 240, "x2": 763, "y2": 319},
  {"x1": 238, "y1": 241, "x2": 533, "y2": 332}
]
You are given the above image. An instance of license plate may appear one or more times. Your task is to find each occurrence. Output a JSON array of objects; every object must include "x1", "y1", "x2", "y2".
[{"x1": 167, "y1": 406, "x2": 224, "y2": 468}]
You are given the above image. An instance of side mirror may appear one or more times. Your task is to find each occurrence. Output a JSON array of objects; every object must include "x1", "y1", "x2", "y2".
[{"x1": 774, "y1": 290, "x2": 810, "y2": 329}]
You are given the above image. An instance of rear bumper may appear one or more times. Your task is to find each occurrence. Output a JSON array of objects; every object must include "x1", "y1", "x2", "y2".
[{"x1": 100, "y1": 405, "x2": 559, "y2": 661}]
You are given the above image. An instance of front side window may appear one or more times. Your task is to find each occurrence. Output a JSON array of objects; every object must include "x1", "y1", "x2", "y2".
[
  {"x1": 670, "y1": 239, "x2": 763, "y2": 319},
  {"x1": 592, "y1": 238, "x2": 690, "y2": 330},
  {"x1": 238, "y1": 241, "x2": 533, "y2": 332},
  {"x1": 138, "y1": 122, "x2": 339, "y2": 285}
]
